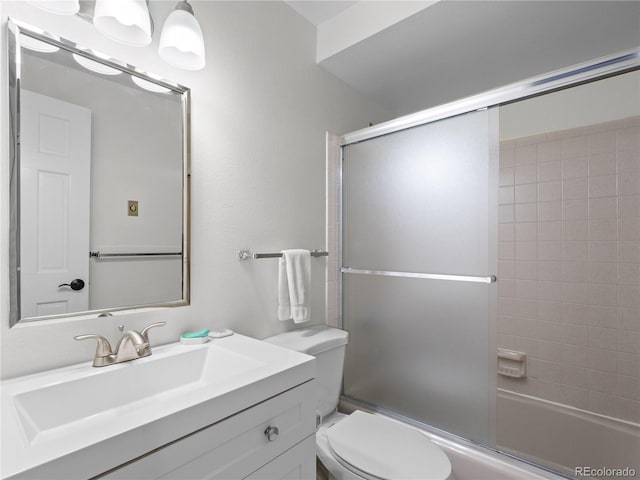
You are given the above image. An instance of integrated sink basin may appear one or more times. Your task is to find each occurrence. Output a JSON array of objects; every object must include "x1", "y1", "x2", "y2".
[
  {"x1": 13, "y1": 344, "x2": 263, "y2": 444},
  {"x1": 1, "y1": 333, "x2": 315, "y2": 479}
]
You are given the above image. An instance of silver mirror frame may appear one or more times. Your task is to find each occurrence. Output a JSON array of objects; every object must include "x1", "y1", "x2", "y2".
[{"x1": 7, "y1": 18, "x2": 191, "y2": 326}]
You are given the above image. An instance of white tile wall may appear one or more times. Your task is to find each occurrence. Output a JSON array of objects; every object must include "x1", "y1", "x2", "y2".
[{"x1": 498, "y1": 117, "x2": 640, "y2": 424}]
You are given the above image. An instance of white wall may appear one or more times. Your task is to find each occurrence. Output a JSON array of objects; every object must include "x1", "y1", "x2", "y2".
[
  {"x1": 0, "y1": 1, "x2": 390, "y2": 379},
  {"x1": 500, "y1": 70, "x2": 640, "y2": 140},
  {"x1": 316, "y1": 1, "x2": 435, "y2": 62}
]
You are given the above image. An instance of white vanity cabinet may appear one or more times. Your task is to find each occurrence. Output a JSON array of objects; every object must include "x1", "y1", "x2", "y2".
[
  {"x1": 97, "y1": 380, "x2": 316, "y2": 480},
  {"x1": 2, "y1": 336, "x2": 316, "y2": 480}
]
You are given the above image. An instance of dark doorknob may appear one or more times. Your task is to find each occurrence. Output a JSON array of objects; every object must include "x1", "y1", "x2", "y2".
[{"x1": 58, "y1": 279, "x2": 85, "y2": 291}]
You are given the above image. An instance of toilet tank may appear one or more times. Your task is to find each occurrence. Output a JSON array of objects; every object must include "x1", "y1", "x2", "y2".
[{"x1": 264, "y1": 326, "x2": 348, "y2": 417}]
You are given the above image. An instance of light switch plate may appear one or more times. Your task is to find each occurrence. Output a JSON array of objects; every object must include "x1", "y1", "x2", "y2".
[{"x1": 128, "y1": 200, "x2": 139, "y2": 216}]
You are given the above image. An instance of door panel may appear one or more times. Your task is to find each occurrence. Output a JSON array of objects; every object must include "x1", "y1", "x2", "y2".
[
  {"x1": 20, "y1": 90, "x2": 91, "y2": 318},
  {"x1": 341, "y1": 109, "x2": 497, "y2": 445}
]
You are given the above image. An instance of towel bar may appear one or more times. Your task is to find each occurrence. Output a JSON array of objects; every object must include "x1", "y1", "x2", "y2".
[
  {"x1": 341, "y1": 267, "x2": 496, "y2": 284},
  {"x1": 90, "y1": 251, "x2": 182, "y2": 259},
  {"x1": 238, "y1": 250, "x2": 329, "y2": 260}
]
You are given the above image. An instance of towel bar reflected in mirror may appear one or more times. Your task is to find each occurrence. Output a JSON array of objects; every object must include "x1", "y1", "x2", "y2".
[{"x1": 238, "y1": 250, "x2": 329, "y2": 260}]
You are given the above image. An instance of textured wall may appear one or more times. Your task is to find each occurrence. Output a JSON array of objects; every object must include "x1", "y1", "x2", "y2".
[{"x1": 0, "y1": 1, "x2": 390, "y2": 379}]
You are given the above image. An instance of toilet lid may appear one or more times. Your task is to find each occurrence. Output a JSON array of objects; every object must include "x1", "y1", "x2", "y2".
[{"x1": 326, "y1": 411, "x2": 452, "y2": 480}]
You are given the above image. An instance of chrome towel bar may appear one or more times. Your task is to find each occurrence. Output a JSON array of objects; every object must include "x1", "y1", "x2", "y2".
[
  {"x1": 238, "y1": 250, "x2": 329, "y2": 260},
  {"x1": 90, "y1": 251, "x2": 182, "y2": 259},
  {"x1": 342, "y1": 267, "x2": 496, "y2": 284}
]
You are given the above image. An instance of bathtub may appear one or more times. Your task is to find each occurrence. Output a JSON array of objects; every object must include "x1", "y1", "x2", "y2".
[
  {"x1": 340, "y1": 398, "x2": 568, "y2": 480},
  {"x1": 340, "y1": 391, "x2": 639, "y2": 479},
  {"x1": 497, "y1": 389, "x2": 640, "y2": 479}
]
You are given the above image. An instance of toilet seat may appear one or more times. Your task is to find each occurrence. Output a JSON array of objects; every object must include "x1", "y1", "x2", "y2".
[{"x1": 326, "y1": 411, "x2": 452, "y2": 480}]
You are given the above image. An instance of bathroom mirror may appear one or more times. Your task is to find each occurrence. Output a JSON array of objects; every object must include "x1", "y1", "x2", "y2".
[{"x1": 8, "y1": 19, "x2": 190, "y2": 326}]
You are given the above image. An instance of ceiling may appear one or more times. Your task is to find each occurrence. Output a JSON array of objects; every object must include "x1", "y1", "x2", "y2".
[{"x1": 285, "y1": 1, "x2": 640, "y2": 117}]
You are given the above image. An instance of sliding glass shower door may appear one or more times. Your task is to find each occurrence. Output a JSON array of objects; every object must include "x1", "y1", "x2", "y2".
[{"x1": 341, "y1": 109, "x2": 498, "y2": 445}]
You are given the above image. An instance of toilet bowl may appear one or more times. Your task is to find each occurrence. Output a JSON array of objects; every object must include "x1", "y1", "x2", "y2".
[{"x1": 264, "y1": 326, "x2": 453, "y2": 480}]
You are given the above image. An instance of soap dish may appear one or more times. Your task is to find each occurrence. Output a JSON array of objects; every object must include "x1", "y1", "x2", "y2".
[{"x1": 180, "y1": 336, "x2": 209, "y2": 345}]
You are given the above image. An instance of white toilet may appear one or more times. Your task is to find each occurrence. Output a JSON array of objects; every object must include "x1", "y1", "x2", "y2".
[{"x1": 264, "y1": 326, "x2": 453, "y2": 480}]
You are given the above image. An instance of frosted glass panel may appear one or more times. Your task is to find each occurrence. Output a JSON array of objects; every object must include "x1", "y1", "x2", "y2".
[
  {"x1": 343, "y1": 274, "x2": 490, "y2": 442},
  {"x1": 341, "y1": 109, "x2": 495, "y2": 445},
  {"x1": 343, "y1": 110, "x2": 489, "y2": 275}
]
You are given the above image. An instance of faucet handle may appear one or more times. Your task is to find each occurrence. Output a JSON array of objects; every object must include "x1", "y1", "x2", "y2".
[
  {"x1": 140, "y1": 321, "x2": 166, "y2": 341},
  {"x1": 74, "y1": 334, "x2": 113, "y2": 358}
]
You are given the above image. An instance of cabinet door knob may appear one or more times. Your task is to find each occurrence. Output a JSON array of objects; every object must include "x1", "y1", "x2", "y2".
[{"x1": 264, "y1": 425, "x2": 279, "y2": 441}]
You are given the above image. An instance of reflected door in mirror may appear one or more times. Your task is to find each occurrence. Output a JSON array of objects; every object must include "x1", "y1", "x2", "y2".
[
  {"x1": 8, "y1": 19, "x2": 191, "y2": 324},
  {"x1": 20, "y1": 90, "x2": 91, "y2": 318}
]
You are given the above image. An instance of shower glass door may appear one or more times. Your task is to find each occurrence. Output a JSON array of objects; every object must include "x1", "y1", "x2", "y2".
[{"x1": 341, "y1": 109, "x2": 498, "y2": 445}]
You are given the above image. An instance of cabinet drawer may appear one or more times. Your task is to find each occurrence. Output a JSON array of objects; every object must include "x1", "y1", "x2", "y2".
[
  {"x1": 100, "y1": 381, "x2": 315, "y2": 480},
  {"x1": 244, "y1": 435, "x2": 315, "y2": 480}
]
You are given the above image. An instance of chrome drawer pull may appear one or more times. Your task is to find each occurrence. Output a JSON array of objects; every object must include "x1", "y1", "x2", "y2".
[{"x1": 264, "y1": 426, "x2": 279, "y2": 442}]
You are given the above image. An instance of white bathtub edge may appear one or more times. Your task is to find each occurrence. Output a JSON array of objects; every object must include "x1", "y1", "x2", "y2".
[{"x1": 339, "y1": 397, "x2": 568, "y2": 480}]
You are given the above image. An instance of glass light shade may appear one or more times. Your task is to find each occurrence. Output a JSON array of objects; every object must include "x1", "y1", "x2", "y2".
[
  {"x1": 93, "y1": 0, "x2": 152, "y2": 47},
  {"x1": 159, "y1": 9, "x2": 206, "y2": 71},
  {"x1": 131, "y1": 75, "x2": 172, "y2": 94},
  {"x1": 27, "y1": 1, "x2": 80, "y2": 16},
  {"x1": 20, "y1": 32, "x2": 60, "y2": 53},
  {"x1": 72, "y1": 53, "x2": 122, "y2": 75}
]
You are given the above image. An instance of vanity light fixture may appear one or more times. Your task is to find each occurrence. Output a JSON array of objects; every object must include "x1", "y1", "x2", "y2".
[
  {"x1": 93, "y1": 0, "x2": 153, "y2": 47},
  {"x1": 158, "y1": 1, "x2": 206, "y2": 71},
  {"x1": 27, "y1": 0, "x2": 80, "y2": 16},
  {"x1": 27, "y1": 0, "x2": 206, "y2": 72}
]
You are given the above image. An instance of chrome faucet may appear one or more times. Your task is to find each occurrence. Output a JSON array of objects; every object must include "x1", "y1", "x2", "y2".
[{"x1": 75, "y1": 322, "x2": 166, "y2": 367}]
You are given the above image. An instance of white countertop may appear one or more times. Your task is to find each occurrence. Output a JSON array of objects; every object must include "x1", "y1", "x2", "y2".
[{"x1": 1, "y1": 333, "x2": 314, "y2": 479}]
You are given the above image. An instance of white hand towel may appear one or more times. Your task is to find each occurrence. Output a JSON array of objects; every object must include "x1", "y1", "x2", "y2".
[{"x1": 278, "y1": 249, "x2": 311, "y2": 323}]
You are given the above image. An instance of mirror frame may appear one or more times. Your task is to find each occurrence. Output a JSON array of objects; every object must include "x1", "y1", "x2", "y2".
[{"x1": 8, "y1": 18, "x2": 191, "y2": 326}]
